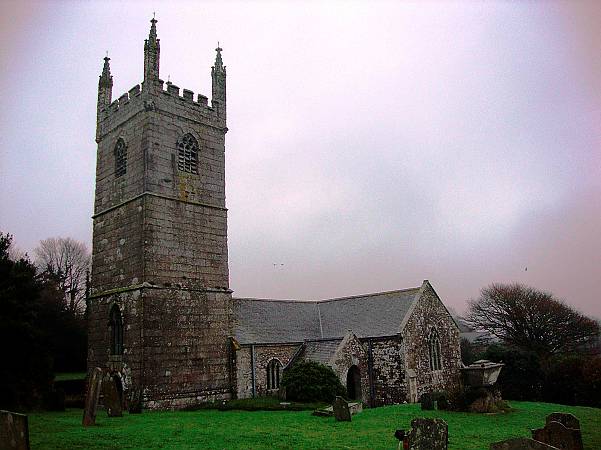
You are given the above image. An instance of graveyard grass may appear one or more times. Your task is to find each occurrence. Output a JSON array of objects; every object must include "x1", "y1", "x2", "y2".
[{"x1": 29, "y1": 401, "x2": 601, "y2": 450}]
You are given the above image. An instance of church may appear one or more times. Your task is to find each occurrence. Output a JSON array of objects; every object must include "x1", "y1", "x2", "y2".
[{"x1": 87, "y1": 19, "x2": 462, "y2": 410}]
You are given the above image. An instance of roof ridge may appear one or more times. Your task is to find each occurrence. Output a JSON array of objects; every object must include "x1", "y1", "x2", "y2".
[
  {"x1": 234, "y1": 286, "x2": 421, "y2": 305},
  {"x1": 315, "y1": 287, "x2": 421, "y2": 303}
]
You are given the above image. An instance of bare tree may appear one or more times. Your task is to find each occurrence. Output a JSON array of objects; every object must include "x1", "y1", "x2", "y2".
[
  {"x1": 34, "y1": 237, "x2": 91, "y2": 315},
  {"x1": 466, "y1": 283, "x2": 599, "y2": 359}
]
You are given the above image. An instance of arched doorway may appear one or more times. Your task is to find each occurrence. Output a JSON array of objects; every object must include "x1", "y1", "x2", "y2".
[{"x1": 346, "y1": 365, "x2": 361, "y2": 401}]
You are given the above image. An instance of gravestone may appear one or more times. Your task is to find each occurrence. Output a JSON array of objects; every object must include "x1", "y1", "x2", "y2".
[
  {"x1": 333, "y1": 396, "x2": 351, "y2": 422},
  {"x1": 82, "y1": 367, "x2": 103, "y2": 426},
  {"x1": 0, "y1": 410, "x2": 29, "y2": 450},
  {"x1": 420, "y1": 393, "x2": 434, "y2": 411},
  {"x1": 407, "y1": 417, "x2": 448, "y2": 450},
  {"x1": 102, "y1": 375, "x2": 123, "y2": 417},
  {"x1": 128, "y1": 388, "x2": 142, "y2": 414},
  {"x1": 436, "y1": 394, "x2": 449, "y2": 411},
  {"x1": 490, "y1": 437, "x2": 559, "y2": 450},
  {"x1": 546, "y1": 413, "x2": 580, "y2": 431},
  {"x1": 532, "y1": 420, "x2": 583, "y2": 450}
]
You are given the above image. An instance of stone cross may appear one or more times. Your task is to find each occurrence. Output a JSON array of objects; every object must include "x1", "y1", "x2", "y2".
[
  {"x1": 82, "y1": 367, "x2": 103, "y2": 426},
  {"x1": 0, "y1": 410, "x2": 29, "y2": 450},
  {"x1": 332, "y1": 396, "x2": 351, "y2": 422}
]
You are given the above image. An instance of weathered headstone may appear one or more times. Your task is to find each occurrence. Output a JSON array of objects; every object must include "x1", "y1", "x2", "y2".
[
  {"x1": 348, "y1": 402, "x2": 362, "y2": 416},
  {"x1": 546, "y1": 413, "x2": 580, "y2": 431},
  {"x1": 436, "y1": 394, "x2": 449, "y2": 411},
  {"x1": 128, "y1": 387, "x2": 143, "y2": 414},
  {"x1": 420, "y1": 393, "x2": 434, "y2": 411},
  {"x1": 333, "y1": 396, "x2": 351, "y2": 422},
  {"x1": 490, "y1": 437, "x2": 559, "y2": 450},
  {"x1": 82, "y1": 367, "x2": 103, "y2": 426},
  {"x1": 102, "y1": 375, "x2": 123, "y2": 417},
  {"x1": 532, "y1": 420, "x2": 583, "y2": 450},
  {"x1": 0, "y1": 410, "x2": 30, "y2": 450},
  {"x1": 407, "y1": 417, "x2": 448, "y2": 450}
]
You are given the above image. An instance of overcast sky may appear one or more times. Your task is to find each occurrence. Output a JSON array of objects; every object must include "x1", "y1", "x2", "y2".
[{"x1": 1, "y1": 1, "x2": 599, "y2": 318}]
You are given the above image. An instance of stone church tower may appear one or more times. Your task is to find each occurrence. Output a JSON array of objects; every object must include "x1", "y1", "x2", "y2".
[{"x1": 88, "y1": 18, "x2": 233, "y2": 409}]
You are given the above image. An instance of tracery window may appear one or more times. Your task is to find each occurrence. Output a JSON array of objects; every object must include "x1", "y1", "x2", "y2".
[
  {"x1": 428, "y1": 328, "x2": 442, "y2": 371},
  {"x1": 266, "y1": 359, "x2": 282, "y2": 390},
  {"x1": 114, "y1": 138, "x2": 127, "y2": 177},
  {"x1": 177, "y1": 133, "x2": 199, "y2": 174},
  {"x1": 110, "y1": 304, "x2": 124, "y2": 356}
]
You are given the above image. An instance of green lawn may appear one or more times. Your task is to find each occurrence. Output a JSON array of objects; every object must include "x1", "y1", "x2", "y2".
[
  {"x1": 54, "y1": 372, "x2": 87, "y2": 381},
  {"x1": 29, "y1": 401, "x2": 601, "y2": 450}
]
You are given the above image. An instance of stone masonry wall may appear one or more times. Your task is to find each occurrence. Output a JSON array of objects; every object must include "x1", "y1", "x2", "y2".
[
  {"x1": 235, "y1": 344, "x2": 299, "y2": 399},
  {"x1": 90, "y1": 66, "x2": 232, "y2": 409},
  {"x1": 142, "y1": 288, "x2": 233, "y2": 409},
  {"x1": 402, "y1": 284, "x2": 462, "y2": 401},
  {"x1": 87, "y1": 289, "x2": 143, "y2": 394},
  {"x1": 368, "y1": 336, "x2": 407, "y2": 406},
  {"x1": 329, "y1": 335, "x2": 370, "y2": 404}
]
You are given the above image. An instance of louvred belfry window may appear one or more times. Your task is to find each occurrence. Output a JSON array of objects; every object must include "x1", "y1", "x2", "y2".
[
  {"x1": 114, "y1": 138, "x2": 127, "y2": 177},
  {"x1": 177, "y1": 133, "x2": 199, "y2": 174}
]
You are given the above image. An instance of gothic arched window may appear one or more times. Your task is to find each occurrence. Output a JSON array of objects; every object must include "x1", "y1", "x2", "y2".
[
  {"x1": 109, "y1": 304, "x2": 124, "y2": 356},
  {"x1": 114, "y1": 138, "x2": 127, "y2": 178},
  {"x1": 428, "y1": 328, "x2": 442, "y2": 371},
  {"x1": 266, "y1": 359, "x2": 282, "y2": 390},
  {"x1": 177, "y1": 133, "x2": 199, "y2": 174}
]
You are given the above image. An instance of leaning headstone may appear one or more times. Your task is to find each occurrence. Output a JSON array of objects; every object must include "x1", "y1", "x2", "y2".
[
  {"x1": 490, "y1": 437, "x2": 559, "y2": 450},
  {"x1": 82, "y1": 367, "x2": 103, "y2": 426},
  {"x1": 420, "y1": 393, "x2": 434, "y2": 411},
  {"x1": 0, "y1": 410, "x2": 30, "y2": 450},
  {"x1": 128, "y1": 387, "x2": 143, "y2": 414},
  {"x1": 545, "y1": 413, "x2": 580, "y2": 431},
  {"x1": 407, "y1": 417, "x2": 448, "y2": 450},
  {"x1": 102, "y1": 375, "x2": 123, "y2": 417},
  {"x1": 532, "y1": 420, "x2": 583, "y2": 450},
  {"x1": 332, "y1": 396, "x2": 351, "y2": 422}
]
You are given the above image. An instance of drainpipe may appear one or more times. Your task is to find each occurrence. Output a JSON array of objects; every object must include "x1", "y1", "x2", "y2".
[
  {"x1": 367, "y1": 338, "x2": 375, "y2": 407},
  {"x1": 250, "y1": 344, "x2": 256, "y2": 398}
]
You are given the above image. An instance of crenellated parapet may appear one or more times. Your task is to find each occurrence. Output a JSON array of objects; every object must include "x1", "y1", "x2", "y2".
[{"x1": 96, "y1": 17, "x2": 226, "y2": 143}]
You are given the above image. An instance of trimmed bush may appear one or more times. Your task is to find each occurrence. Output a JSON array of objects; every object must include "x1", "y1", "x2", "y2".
[{"x1": 281, "y1": 361, "x2": 346, "y2": 403}]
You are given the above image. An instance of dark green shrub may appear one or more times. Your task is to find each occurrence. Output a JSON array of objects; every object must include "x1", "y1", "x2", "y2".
[
  {"x1": 281, "y1": 361, "x2": 346, "y2": 403},
  {"x1": 480, "y1": 344, "x2": 543, "y2": 401},
  {"x1": 543, "y1": 355, "x2": 601, "y2": 408}
]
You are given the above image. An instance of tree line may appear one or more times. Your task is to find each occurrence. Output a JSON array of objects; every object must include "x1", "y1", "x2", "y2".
[
  {"x1": 0, "y1": 232, "x2": 89, "y2": 410},
  {"x1": 462, "y1": 283, "x2": 601, "y2": 407}
]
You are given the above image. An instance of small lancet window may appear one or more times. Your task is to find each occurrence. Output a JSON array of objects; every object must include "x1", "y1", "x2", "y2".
[
  {"x1": 428, "y1": 328, "x2": 442, "y2": 371},
  {"x1": 114, "y1": 138, "x2": 127, "y2": 178},
  {"x1": 177, "y1": 133, "x2": 199, "y2": 174},
  {"x1": 266, "y1": 359, "x2": 282, "y2": 390},
  {"x1": 109, "y1": 304, "x2": 124, "y2": 356}
]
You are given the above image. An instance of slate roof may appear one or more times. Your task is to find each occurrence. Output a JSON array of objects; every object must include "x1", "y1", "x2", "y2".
[
  {"x1": 233, "y1": 287, "x2": 420, "y2": 344},
  {"x1": 303, "y1": 339, "x2": 343, "y2": 365}
]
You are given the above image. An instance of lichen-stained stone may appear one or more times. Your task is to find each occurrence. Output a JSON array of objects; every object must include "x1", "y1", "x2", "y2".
[
  {"x1": 333, "y1": 397, "x2": 352, "y2": 422},
  {"x1": 82, "y1": 367, "x2": 103, "y2": 426},
  {"x1": 532, "y1": 420, "x2": 583, "y2": 450},
  {"x1": 89, "y1": 19, "x2": 232, "y2": 411},
  {"x1": 407, "y1": 417, "x2": 448, "y2": 450},
  {"x1": 0, "y1": 410, "x2": 29, "y2": 450}
]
